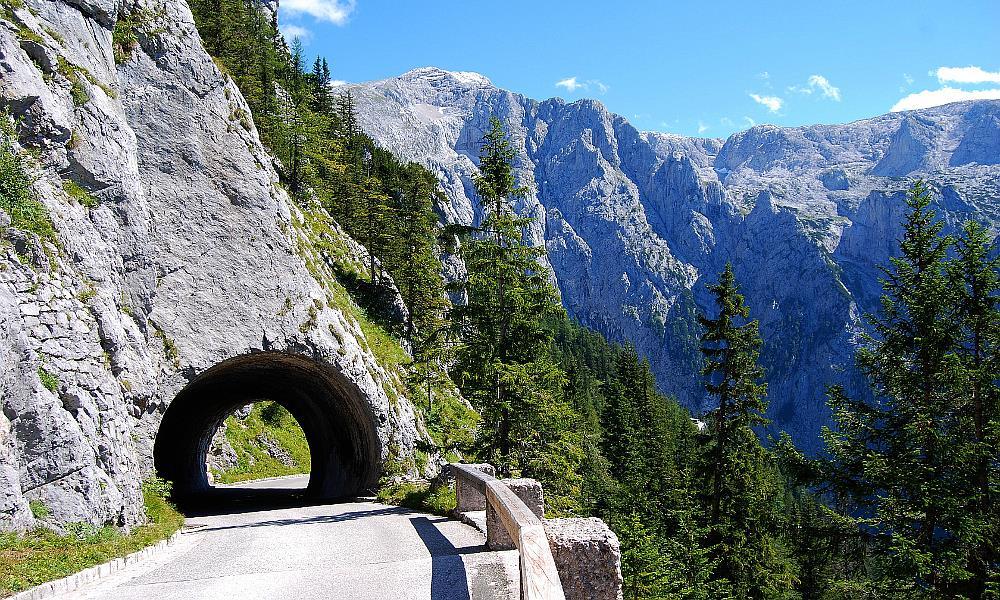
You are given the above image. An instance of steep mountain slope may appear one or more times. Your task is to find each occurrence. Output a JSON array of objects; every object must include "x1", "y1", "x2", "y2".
[
  {"x1": 0, "y1": 0, "x2": 423, "y2": 530},
  {"x1": 348, "y1": 68, "x2": 1000, "y2": 450}
]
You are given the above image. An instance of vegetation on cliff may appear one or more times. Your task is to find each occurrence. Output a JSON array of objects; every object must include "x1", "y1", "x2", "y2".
[{"x1": 210, "y1": 402, "x2": 311, "y2": 485}]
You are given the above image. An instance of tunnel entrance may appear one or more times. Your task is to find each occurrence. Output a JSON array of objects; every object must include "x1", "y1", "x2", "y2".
[{"x1": 154, "y1": 352, "x2": 382, "y2": 508}]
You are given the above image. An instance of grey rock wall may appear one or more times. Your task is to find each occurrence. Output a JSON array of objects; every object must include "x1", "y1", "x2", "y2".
[{"x1": 0, "y1": 0, "x2": 423, "y2": 530}]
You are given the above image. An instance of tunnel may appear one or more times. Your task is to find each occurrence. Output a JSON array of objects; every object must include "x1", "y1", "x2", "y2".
[{"x1": 154, "y1": 352, "x2": 382, "y2": 504}]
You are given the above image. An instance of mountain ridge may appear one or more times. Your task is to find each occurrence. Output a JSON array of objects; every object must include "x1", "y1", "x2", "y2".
[{"x1": 346, "y1": 66, "x2": 1000, "y2": 450}]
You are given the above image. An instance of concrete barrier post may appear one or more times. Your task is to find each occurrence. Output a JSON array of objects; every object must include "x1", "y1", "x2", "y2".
[
  {"x1": 487, "y1": 478, "x2": 544, "y2": 551},
  {"x1": 544, "y1": 518, "x2": 623, "y2": 600},
  {"x1": 453, "y1": 463, "x2": 496, "y2": 512}
]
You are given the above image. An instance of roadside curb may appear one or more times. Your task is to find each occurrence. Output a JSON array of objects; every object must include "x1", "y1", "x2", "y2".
[{"x1": 9, "y1": 528, "x2": 185, "y2": 600}]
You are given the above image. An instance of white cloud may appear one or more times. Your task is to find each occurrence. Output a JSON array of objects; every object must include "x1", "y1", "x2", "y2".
[
  {"x1": 891, "y1": 86, "x2": 1000, "y2": 112},
  {"x1": 935, "y1": 66, "x2": 1000, "y2": 85},
  {"x1": 789, "y1": 75, "x2": 841, "y2": 101},
  {"x1": 697, "y1": 120, "x2": 709, "y2": 134},
  {"x1": 280, "y1": 24, "x2": 312, "y2": 42},
  {"x1": 743, "y1": 116, "x2": 757, "y2": 127},
  {"x1": 749, "y1": 93, "x2": 783, "y2": 113},
  {"x1": 556, "y1": 77, "x2": 584, "y2": 92},
  {"x1": 281, "y1": 0, "x2": 355, "y2": 25},
  {"x1": 807, "y1": 75, "x2": 841, "y2": 101},
  {"x1": 555, "y1": 77, "x2": 609, "y2": 94},
  {"x1": 720, "y1": 117, "x2": 734, "y2": 127},
  {"x1": 903, "y1": 73, "x2": 914, "y2": 85}
]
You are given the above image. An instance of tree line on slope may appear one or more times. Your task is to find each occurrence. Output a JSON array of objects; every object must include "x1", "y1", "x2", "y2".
[{"x1": 187, "y1": 4, "x2": 998, "y2": 597}]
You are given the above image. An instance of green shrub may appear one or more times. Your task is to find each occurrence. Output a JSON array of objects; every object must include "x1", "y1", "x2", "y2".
[
  {"x1": 66, "y1": 130, "x2": 82, "y2": 150},
  {"x1": 260, "y1": 402, "x2": 290, "y2": 427},
  {"x1": 376, "y1": 480, "x2": 456, "y2": 517},
  {"x1": 62, "y1": 179, "x2": 98, "y2": 208},
  {"x1": 0, "y1": 120, "x2": 56, "y2": 243},
  {"x1": 77, "y1": 283, "x2": 96, "y2": 302},
  {"x1": 112, "y1": 14, "x2": 139, "y2": 64}
]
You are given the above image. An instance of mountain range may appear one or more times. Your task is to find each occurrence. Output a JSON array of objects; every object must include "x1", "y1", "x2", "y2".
[{"x1": 347, "y1": 67, "x2": 1000, "y2": 450}]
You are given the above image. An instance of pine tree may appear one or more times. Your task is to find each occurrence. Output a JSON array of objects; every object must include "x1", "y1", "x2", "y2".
[
  {"x1": 698, "y1": 262, "x2": 789, "y2": 599},
  {"x1": 823, "y1": 180, "x2": 979, "y2": 595},
  {"x1": 450, "y1": 116, "x2": 584, "y2": 510},
  {"x1": 951, "y1": 219, "x2": 1000, "y2": 598}
]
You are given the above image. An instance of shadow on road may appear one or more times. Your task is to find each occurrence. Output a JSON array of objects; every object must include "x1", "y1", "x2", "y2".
[
  {"x1": 175, "y1": 485, "x2": 312, "y2": 516},
  {"x1": 192, "y1": 505, "x2": 422, "y2": 532},
  {"x1": 411, "y1": 516, "x2": 472, "y2": 600}
]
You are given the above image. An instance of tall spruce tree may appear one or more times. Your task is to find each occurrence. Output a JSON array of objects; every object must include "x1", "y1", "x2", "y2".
[
  {"x1": 951, "y1": 219, "x2": 1000, "y2": 598},
  {"x1": 823, "y1": 180, "x2": 980, "y2": 596},
  {"x1": 450, "y1": 116, "x2": 584, "y2": 510},
  {"x1": 698, "y1": 262, "x2": 790, "y2": 599}
]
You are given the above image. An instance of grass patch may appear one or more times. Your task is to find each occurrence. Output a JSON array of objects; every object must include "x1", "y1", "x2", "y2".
[
  {"x1": 27, "y1": 500, "x2": 49, "y2": 520},
  {"x1": 56, "y1": 57, "x2": 89, "y2": 107},
  {"x1": 211, "y1": 402, "x2": 311, "y2": 484},
  {"x1": 112, "y1": 7, "x2": 165, "y2": 65},
  {"x1": 153, "y1": 328, "x2": 180, "y2": 368},
  {"x1": 76, "y1": 283, "x2": 95, "y2": 302},
  {"x1": 376, "y1": 480, "x2": 456, "y2": 517},
  {"x1": 0, "y1": 478, "x2": 184, "y2": 597},
  {"x1": 112, "y1": 13, "x2": 140, "y2": 64},
  {"x1": 61, "y1": 179, "x2": 98, "y2": 208},
  {"x1": 0, "y1": 117, "x2": 56, "y2": 244},
  {"x1": 36, "y1": 367, "x2": 58, "y2": 393}
]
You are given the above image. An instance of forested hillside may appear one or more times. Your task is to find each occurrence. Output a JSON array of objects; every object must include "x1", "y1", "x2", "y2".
[{"x1": 187, "y1": 2, "x2": 999, "y2": 597}]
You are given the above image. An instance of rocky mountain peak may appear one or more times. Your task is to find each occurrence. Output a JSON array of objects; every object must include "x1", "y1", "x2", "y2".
[{"x1": 347, "y1": 69, "x2": 1000, "y2": 450}]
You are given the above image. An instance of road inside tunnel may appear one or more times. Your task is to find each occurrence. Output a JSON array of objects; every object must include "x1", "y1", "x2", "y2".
[{"x1": 153, "y1": 352, "x2": 382, "y2": 511}]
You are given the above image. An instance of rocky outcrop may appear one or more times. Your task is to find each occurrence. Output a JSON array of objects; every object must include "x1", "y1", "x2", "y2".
[
  {"x1": 1, "y1": 0, "x2": 423, "y2": 530},
  {"x1": 348, "y1": 68, "x2": 1000, "y2": 451}
]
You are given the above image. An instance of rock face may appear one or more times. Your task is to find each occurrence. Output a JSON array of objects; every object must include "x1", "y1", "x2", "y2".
[
  {"x1": 0, "y1": 0, "x2": 423, "y2": 530},
  {"x1": 348, "y1": 68, "x2": 1000, "y2": 451},
  {"x1": 545, "y1": 517, "x2": 624, "y2": 600}
]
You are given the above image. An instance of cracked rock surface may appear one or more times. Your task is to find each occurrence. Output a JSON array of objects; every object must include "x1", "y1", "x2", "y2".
[{"x1": 1, "y1": 0, "x2": 422, "y2": 530}]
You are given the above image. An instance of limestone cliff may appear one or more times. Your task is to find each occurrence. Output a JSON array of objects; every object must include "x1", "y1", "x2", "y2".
[{"x1": 0, "y1": 0, "x2": 422, "y2": 530}]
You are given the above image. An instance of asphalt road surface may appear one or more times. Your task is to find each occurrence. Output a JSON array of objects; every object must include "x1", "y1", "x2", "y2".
[{"x1": 64, "y1": 476, "x2": 519, "y2": 600}]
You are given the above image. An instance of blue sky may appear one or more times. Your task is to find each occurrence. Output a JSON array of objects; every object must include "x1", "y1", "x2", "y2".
[{"x1": 277, "y1": 0, "x2": 1000, "y2": 138}]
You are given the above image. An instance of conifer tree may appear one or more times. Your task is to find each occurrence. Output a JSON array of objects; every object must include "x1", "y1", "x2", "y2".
[
  {"x1": 698, "y1": 262, "x2": 789, "y2": 599},
  {"x1": 824, "y1": 180, "x2": 981, "y2": 595},
  {"x1": 951, "y1": 219, "x2": 1000, "y2": 598},
  {"x1": 450, "y1": 116, "x2": 583, "y2": 509}
]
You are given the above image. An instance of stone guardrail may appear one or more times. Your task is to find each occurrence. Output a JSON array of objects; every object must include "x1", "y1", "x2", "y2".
[{"x1": 451, "y1": 463, "x2": 566, "y2": 600}]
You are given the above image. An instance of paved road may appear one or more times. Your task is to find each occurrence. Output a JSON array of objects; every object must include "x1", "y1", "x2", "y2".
[{"x1": 65, "y1": 476, "x2": 519, "y2": 600}]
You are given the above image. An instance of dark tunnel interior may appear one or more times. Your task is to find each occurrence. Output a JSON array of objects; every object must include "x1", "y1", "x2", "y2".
[{"x1": 153, "y1": 352, "x2": 382, "y2": 510}]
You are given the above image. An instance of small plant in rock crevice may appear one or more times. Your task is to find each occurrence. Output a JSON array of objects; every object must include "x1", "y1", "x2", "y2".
[
  {"x1": 27, "y1": 499, "x2": 50, "y2": 520},
  {"x1": 62, "y1": 179, "x2": 98, "y2": 208},
  {"x1": 37, "y1": 367, "x2": 58, "y2": 392}
]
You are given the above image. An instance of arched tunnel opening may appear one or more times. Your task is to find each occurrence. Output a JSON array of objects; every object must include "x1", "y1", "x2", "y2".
[{"x1": 154, "y1": 352, "x2": 382, "y2": 511}]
